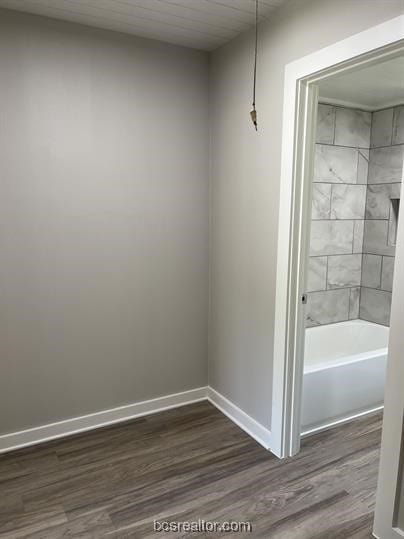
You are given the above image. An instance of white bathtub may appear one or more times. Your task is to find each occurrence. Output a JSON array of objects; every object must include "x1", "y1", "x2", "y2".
[{"x1": 301, "y1": 320, "x2": 388, "y2": 434}]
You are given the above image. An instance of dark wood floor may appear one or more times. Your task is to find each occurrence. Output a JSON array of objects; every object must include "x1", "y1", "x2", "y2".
[{"x1": 0, "y1": 402, "x2": 382, "y2": 538}]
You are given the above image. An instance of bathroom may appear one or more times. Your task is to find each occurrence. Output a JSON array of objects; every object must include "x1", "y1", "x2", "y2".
[{"x1": 301, "y1": 58, "x2": 404, "y2": 433}]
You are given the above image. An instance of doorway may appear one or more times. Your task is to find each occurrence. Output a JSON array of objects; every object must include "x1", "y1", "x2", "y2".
[
  {"x1": 302, "y1": 90, "x2": 403, "y2": 436},
  {"x1": 271, "y1": 18, "x2": 404, "y2": 537},
  {"x1": 271, "y1": 16, "x2": 404, "y2": 459}
]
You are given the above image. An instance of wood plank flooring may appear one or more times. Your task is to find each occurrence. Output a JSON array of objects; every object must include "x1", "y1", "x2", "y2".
[{"x1": 0, "y1": 402, "x2": 382, "y2": 538}]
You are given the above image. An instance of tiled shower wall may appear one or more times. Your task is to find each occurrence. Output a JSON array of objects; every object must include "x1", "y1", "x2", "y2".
[
  {"x1": 307, "y1": 104, "x2": 370, "y2": 327},
  {"x1": 307, "y1": 103, "x2": 404, "y2": 327},
  {"x1": 360, "y1": 106, "x2": 404, "y2": 326}
]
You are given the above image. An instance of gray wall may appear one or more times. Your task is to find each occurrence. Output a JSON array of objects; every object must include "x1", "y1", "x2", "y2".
[
  {"x1": 2, "y1": 0, "x2": 404, "y2": 437},
  {"x1": 307, "y1": 104, "x2": 369, "y2": 327},
  {"x1": 209, "y1": 0, "x2": 404, "y2": 428},
  {"x1": 361, "y1": 106, "x2": 404, "y2": 326},
  {"x1": 0, "y1": 9, "x2": 209, "y2": 435}
]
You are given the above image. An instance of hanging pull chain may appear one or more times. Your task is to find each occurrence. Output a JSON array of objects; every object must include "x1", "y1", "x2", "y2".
[{"x1": 250, "y1": 0, "x2": 258, "y2": 131}]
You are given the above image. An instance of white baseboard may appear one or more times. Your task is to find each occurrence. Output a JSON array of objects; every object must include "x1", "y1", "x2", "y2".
[
  {"x1": 0, "y1": 387, "x2": 208, "y2": 454},
  {"x1": 301, "y1": 405, "x2": 384, "y2": 438},
  {"x1": 2, "y1": 383, "x2": 377, "y2": 455},
  {"x1": 207, "y1": 387, "x2": 272, "y2": 450},
  {"x1": 0, "y1": 386, "x2": 273, "y2": 454}
]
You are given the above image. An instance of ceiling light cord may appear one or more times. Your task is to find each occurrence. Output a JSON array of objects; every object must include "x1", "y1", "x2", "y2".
[{"x1": 250, "y1": 0, "x2": 258, "y2": 131}]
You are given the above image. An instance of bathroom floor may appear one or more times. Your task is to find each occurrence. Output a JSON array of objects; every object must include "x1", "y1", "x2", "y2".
[{"x1": 0, "y1": 402, "x2": 382, "y2": 538}]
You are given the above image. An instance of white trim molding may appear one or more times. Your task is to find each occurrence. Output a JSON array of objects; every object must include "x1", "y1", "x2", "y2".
[
  {"x1": 301, "y1": 405, "x2": 384, "y2": 438},
  {"x1": 272, "y1": 14, "x2": 404, "y2": 459},
  {"x1": 207, "y1": 387, "x2": 272, "y2": 450},
  {"x1": 0, "y1": 387, "x2": 208, "y2": 454},
  {"x1": 0, "y1": 386, "x2": 273, "y2": 454}
]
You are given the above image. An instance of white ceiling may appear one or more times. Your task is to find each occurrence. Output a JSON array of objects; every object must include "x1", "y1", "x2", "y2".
[
  {"x1": 319, "y1": 56, "x2": 404, "y2": 110},
  {"x1": 0, "y1": 0, "x2": 287, "y2": 51}
]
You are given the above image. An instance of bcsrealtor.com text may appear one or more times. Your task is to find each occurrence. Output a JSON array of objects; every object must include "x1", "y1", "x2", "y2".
[{"x1": 154, "y1": 519, "x2": 253, "y2": 533}]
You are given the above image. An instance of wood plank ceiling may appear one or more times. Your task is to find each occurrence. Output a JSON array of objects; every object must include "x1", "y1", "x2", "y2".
[{"x1": 0, "y1": 0, "x2": 287, "y2": 50}]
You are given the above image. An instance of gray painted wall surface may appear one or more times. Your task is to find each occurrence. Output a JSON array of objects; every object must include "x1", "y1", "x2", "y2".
[
  {"x1": 0, "y1": 9, "x2": 209, "y2": 435},
  {"x1": 1, "y1": 0, "x2": 404, "y2": 437},
  {"x1": 209, "y1": 0, "x2": 404, "y2": 428}
]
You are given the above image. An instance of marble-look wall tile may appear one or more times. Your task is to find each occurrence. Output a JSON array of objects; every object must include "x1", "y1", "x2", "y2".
[
  {"x1": 361, "y1": 254, "x2": 382, "y2": 288},
  {"x1": 330, "y1": 184, "x2": 366, "y2": 219},
  {"x1": 316, "y1": 104, "x2": 335, "y2": 144},
  {"x1": 327, "y1": 254, "x2": 362, "y2": 289},
  {"x1": 334, "y1": 107, "x2": 371, "y2": 148},
  {"x1": 365, "y1": 183, "x2": 401, "y2": 219},
  {"x1": 360, "y1": 287, "x2": 392, "y2": 326},
  {"x1": 308, "y1": 104, "x2": 400, "y2": 328},
  {"x1": 363, "y1": 220, "x2": 395, "y2": 256},
  {"x1": 357, "y1": 149, "x2": 369, "y2": 185},
  {"x1": 353, "y1": 220, "x2": 364, "y2": 253},
  {"x1": 381, "y1": 256, "x2": 395, "y2": 292},
  {"x1": 312, "y1": 183, "x2": 331, "y2": 219},
  {"x1": 349, "y1": 287, "x2": 360, "y2": 319},
  {"x1": 368, "y1": 145, "x2": 404, "y2": 184},
  {"x1": 310, "y1": 220, "x2": 354, "y2": 256},
  {"x1": 314, "y1": 145, "x2": 358, "y2": 183},
  {"x1": 306, "y1": 288, "x2": 350, "y2": 327},
  {"x1": 371, "y1": 108, "x2": 393, "y2": 148},
  {"x1": 362, "y1": 106, "x2": 401, "y2": 326},
  {"x1": 307, "y1": 256, "x2": 327, "y2": 292},
  {"x1": 393, "y1": 106, "x2": 404, "y2": 145}
]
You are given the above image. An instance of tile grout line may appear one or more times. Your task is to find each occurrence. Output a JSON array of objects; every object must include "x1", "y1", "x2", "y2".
[
  {"x1": 391, "y1": 107, "x2": 396, "y2": 146},
  {"x1": 380, "y1": 256, "x2": 384, "y2": 290}
]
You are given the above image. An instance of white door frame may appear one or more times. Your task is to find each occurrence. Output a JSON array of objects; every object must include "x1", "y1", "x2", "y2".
[
  {"x1": 373, "y1": 163, "x2": 404, "y2": 539},
  {"x1": 271, "y1": 15, "x2": 404, "y2": 459}
]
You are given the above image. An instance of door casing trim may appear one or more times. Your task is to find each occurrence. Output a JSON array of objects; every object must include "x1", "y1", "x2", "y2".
[{"x1": 271, "y1": 15, "x2": 404, "y2": 459}]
